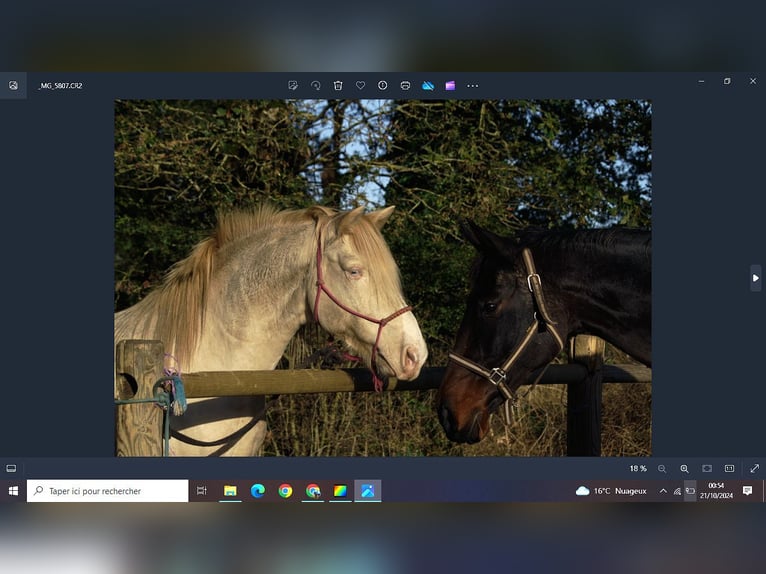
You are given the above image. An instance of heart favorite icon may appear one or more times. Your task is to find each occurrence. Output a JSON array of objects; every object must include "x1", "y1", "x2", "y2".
[{"x1": 355, "y1": 81, "x2": 365, "y2": 89}]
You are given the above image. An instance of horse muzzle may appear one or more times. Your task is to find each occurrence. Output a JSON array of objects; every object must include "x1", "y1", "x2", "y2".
[{"x1": 436, "y1": 367, "x2": 495, "y2": 443}]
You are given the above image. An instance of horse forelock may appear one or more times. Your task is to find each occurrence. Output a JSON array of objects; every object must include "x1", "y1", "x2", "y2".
[{"x1": 327, "y1": 214, "x2": 404, "y2": 306}]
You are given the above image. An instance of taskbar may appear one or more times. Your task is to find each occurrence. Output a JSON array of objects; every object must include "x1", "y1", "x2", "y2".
[{"x1": 1, "y1": 478, "x2": 764, "y2": 503}]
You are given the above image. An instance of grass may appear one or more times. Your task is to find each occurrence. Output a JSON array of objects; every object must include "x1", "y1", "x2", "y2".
[
  {"x1": 263, "y1": 378, "x2": 651, "y2": 457},
  {"x1": 262, "y1": 328, "x2": 651, "y2": 457}
]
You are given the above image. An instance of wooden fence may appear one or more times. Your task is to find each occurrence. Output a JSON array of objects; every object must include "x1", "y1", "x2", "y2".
[{"x1": 115, "y1": 336, "x2": 651, "y2": 457}]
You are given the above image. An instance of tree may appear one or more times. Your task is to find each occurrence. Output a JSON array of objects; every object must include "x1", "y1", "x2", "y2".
[
  {"x1": 382, "y1": 99, "x2": 652, "y2": 361},
  {"x1": 114, "y1": 99, "x2": 313, "y2": 309}
]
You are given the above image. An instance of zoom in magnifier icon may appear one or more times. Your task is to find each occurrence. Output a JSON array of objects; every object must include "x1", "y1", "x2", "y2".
[{"x1": 680, "y1": 464, "x2": 689, "y2": 473}]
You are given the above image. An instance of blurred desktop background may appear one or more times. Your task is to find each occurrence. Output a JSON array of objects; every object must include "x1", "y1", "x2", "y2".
[
  {"x1": 1, "y1": 1, "x2": 760, "y2": 72},
  {"x1": 1, "y1": 503, "x2": 764, "y2": 574}
]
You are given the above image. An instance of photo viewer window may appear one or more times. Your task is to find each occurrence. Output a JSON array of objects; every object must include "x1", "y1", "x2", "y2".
[{"x1": 0, "y1": 72, "x2": 763, "y2": 504}]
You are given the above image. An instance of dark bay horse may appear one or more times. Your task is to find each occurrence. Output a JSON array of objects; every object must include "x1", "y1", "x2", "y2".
[{"x1": 437, "y1": 221, "x2": 651, "y2": 444}]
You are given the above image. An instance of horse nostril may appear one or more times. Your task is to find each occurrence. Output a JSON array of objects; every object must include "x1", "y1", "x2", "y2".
[
  {"x1": 405, "y1": 346, "x2": 418, "y2": 369},
  {"x1": 400, "y1": 345, "x2": 421, "y2": 378}
]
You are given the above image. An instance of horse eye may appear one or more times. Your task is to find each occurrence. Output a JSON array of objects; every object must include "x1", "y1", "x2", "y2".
[
  {"x1": 347, "y1": 267, "x2": 362, "y2": 279},
  {"x1": 482, "y1": 301, "x2": 498, "y2": 315}
]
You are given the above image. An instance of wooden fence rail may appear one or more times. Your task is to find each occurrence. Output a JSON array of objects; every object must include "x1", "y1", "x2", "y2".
[
  {"x1": 115, "y1": 337, "x2": 651, "y2": 457},
  {"x1": 179, "y1": 364, "x2": 649, "y2": 397}
]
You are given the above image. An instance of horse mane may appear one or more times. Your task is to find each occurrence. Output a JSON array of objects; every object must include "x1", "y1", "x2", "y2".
[
  {"x1": 515, "y1": 226, "x2": 651, "y2": 260},
  {"x1": 120, "y1": 204, "x2": 332, "y2": 367}
]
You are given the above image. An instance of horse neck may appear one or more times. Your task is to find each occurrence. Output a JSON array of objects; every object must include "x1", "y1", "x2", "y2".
[
  {"x1": 191, "y1": 224, "x2": 317, "y2": 372},
  {"x1": 535, "y1": 238, "x2": 651, "y2": 364}
]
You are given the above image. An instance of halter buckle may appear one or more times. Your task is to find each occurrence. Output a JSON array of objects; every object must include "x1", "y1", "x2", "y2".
[
  {"x1": 488, "y1": 367, "x2": 507, "y2": 386},
  {"x1": 527, "y1": 273, "x2": 541, "y2": 293}
]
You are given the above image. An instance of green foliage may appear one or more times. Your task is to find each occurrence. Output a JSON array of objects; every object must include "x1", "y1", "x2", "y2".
[
  {"x1": 383, "y1": 99, "x2": 651, "y2": 362},
  {"x1": 114, "y1": 99, "x2": 314, "y2": 308}
]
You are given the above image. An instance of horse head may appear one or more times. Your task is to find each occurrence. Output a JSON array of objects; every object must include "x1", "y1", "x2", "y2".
[
  {"x1": 310, "y1": 206, "x2": 428, "y2": 384},
  {"x1": 437, "y1": 221, "x2": 565, "y2": 443}
]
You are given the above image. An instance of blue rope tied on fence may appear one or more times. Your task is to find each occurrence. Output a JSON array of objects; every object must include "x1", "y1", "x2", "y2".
[
  {"x1": 154, "y1": 375, "x2": 188, "y2": 416},
  {"x1": 115, "y1": 375, "x2": 187, "y2": 456}
]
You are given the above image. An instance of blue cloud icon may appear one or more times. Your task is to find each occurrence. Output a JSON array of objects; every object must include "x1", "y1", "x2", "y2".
[{"x1": 576, "y1": 486, "x2": 591, "y2": 496}]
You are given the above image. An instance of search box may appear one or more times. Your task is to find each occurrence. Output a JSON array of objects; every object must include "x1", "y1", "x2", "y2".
[{"x1": 27, "y1": 480, "x2": 188, "y2": 502}]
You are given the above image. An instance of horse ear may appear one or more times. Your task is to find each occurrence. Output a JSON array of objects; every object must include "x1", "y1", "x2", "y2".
[
  {"x1": 335, "y1": 206, "x2": 366, "y2": 235},
  {"x1": 307, "y1": 205, "x2": 333, "y2": 223},
  {"x1": 460, "y1": 220, "x2": 509, "y2": 256},
  {"x1": 366, "y1": 205, "x2": 395, "y2": 230}
]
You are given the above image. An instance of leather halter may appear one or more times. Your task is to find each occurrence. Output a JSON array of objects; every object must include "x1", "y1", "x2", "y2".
[
  {"x1": 448, "y1": 248, "x2": 565, "y2": 410},
  {"x1": 313, "y1": 229, "x2": 412, "y2": 391}
]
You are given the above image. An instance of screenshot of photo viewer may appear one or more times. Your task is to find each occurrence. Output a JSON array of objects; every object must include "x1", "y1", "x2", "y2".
[{"x1": 0, "y1": 72, "x2": 762, "y2": 504}]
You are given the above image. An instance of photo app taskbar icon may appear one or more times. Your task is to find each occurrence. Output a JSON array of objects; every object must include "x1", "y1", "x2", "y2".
[{"x1": 354, "y1": 479, "x2": 382, "y2": 502}]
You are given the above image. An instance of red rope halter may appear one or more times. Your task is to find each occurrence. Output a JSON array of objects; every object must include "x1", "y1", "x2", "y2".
[{"x1": 313, "y1": 229, "x2": 412, "y2": 391}]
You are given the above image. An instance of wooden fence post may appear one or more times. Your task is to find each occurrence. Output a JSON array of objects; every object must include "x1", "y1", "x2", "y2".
[
  {"x1": 567, "y1": 335, "x2": 605, "y2": 456},
  {"x1": 115, "y1": 340, "x2": 164, "y2": 457}
]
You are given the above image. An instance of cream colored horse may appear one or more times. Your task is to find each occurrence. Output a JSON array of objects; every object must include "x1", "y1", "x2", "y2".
[{"x1": 114, "y1": 204, "x2": 428, "y2": 456}]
